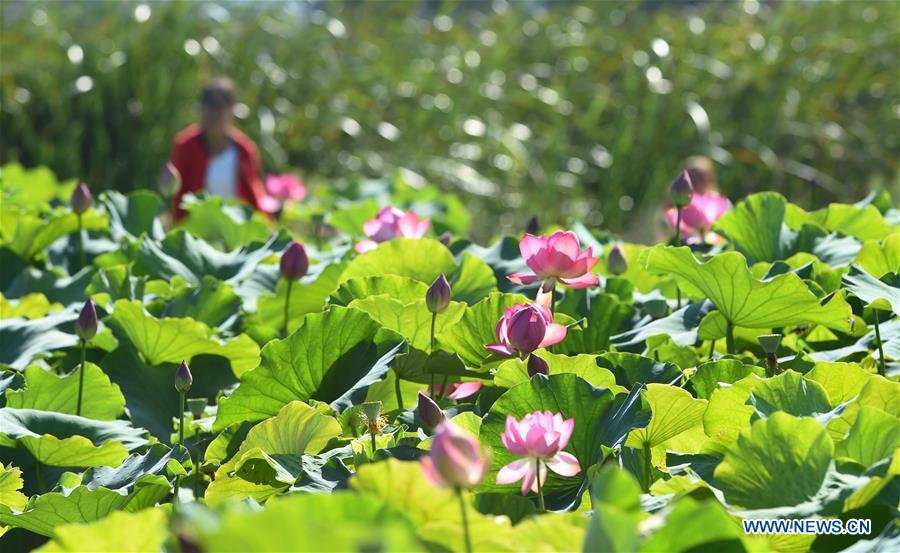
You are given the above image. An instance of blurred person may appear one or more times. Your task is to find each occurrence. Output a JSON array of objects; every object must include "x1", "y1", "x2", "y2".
[{"x1": 169, "y1": 78, "x2": 266, "y2": 220}]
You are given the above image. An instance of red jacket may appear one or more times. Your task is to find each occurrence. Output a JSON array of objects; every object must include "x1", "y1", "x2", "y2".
[{"x1": 170, "y1": 124, "x2": 265, "y2": 220}]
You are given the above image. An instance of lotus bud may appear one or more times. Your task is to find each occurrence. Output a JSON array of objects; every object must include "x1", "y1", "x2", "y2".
[
  {"x1": 417, "y1": 391, "x2": 445, "y2": 432},
  {"x1": 279, "y1": 241, "x2": 309, "y2": 281},
  {"x1": 607, "y1": 243, "x2": 628, "y2": 276},
  {"x1": 525, "y1": 215, "x2": 540, "y2": 235},
  {"x1": 75, "y1": 299, "x2": 98, "y2": 342},
  {"x1": 159, "y1": 161, "x2": 182, "y2": 198},
  {"x1": 527, "y1": 353, "x2": 549, "y2": 378},
  {"x1": 506, "y1": 307, "x2": 548, "y2": 356},
  {"x1": 438, "y1": 231, "x2": 453, "y2": 246},
  {"x1": 174, "y1": 360, "x2": 193, "y2": 393},
  {"x1": 420, "y1": 420, "x2": 490, "y2": 490},
  {"x1": 426, "y1": 274, "x2": 451, "y2": 314},
  {"x1": 670, "y1": 170, "x2": 694, "y2": 208},
  {"x1": 70, "y1": 182, "x2": 93, "y2": 215}
]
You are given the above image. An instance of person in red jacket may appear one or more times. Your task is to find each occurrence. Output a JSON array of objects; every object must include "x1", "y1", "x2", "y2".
[{"x1": 169, "y1": 78, "x2": 266, "y2": 220}]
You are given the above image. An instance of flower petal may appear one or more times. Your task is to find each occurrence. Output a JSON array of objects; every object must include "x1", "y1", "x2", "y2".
[
  {"x1": 485, "y1": 343, "x2": 515, "y2": 357},
  {"x1": 447, "y1": 382, "x2": 482, "y2": 400},
  {"x1": 507, "y1": 273, "x2": 540, "y2": 285},
  {"x1": 496, "y1": 458, "x2": 530, "y2": 485},
  {"x1": 559, "y1": 273, "x2": 599, "y2": 289},
  {"x1": 538, "y1": 323, "x2": 568, "y2": 348},
  {"x1": 546, "y1": 451, "x2": 581, "y2": 477},
  {"x1": 354, "y1": 240, "x2": 378, "y2": 254}
]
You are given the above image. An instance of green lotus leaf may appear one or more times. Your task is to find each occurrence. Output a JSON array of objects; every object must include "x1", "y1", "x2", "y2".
[
  {"x1": 449, "y1": 252, "x2": 497, "y2": 305},
  {"x1": 843, "y1": 447, "x2": 900, "y2": 511},
  {"x1": 493, "y1": 352, "x2": 623, "y2": 393},
  {"x1": 613, "y1": 300, "x2": 715, "y2": 349},
  {"x1": 583, "y1": 465, "x2": 641, "y2": 553},
  {"x1": 703, "y1": 375, "x2": 762, "y2": 447},
  {"x1": 3, "y1": 206, "x2": 108, "y2": 261},
  {"x1": 340, "y1": 238, "x2": 457, "y2": 284},
  {"x1": 5, "y1": 364, "x2": 125, "y2": 420},
  {"x1": 0, "y1": 464, "x2": 27, "y2": 511},
  {"x1": 0, "y1": 293, "x2": 62, "y2": 319},
  {"x1": 714, "y1": 412, "x2": 834, "y2": 509},
  {"x1": 107, "y1": 299, "x2": 259, "y2": 377},
  {"x1": 83, "y1": 443, "x2": 187, "y2": 493},
  {"x1": 132, "y1": 229, "x2": 291, "y2": 285},
  {"x1": 551, "y1": 293, "x2": 633, "y2": 354},
  {"x1": 436, "y1": 291, "x2": 529, "y2": 368},
  {"x1": 0, "y1": 480, "x2": 167, "y2": 537},
  {"x1": 853, "y1": 232, "x2": 900, "y2": 278},
  {"x1": 0, "y1": 312, "x2": 79, "y2": 370},
  {"x1": 0, "y1": 163, "x2": 77, "y2": 209},
  {"x1": 100, "y1": 190, "x2": 164, "y2": 242},
  {"x1": 351, "y1": 459, "x2": 517, "y2": 552},
  {"x1": 690, "y1": 359, "x2": 763, "y2": 400},
  {"x1": 0, "y1": 408, "x2": 146, "y2": 467},
  {"x1": 787, "y1": 203, "x2": 894, "y2": 241},
  {"x1": 165, "y1": 276, "x2": 242, "y2": 328},
  {"x1": 479, "y1": 374, "x2": 617, "y2": 509},
  {"x1": 804, "y1": 361, "x2": 871, "y2": 406},
  {"x1": 713, "y1": 191, "x2": 797, "y2": 264},
  {"x1": 596, "y1": 352, "x2": 683, "y2": 388},
  {"x1": 214, "y1": 306, "x2": 405, "y2": 430},
  {"x1": 180, "y1": 194, "x2": 272, "y2": 249},
  {"x1": 249, "y1": 261, "x2": 347, "y2": 337},
  {"x1": 626, "y1": 383, "x2": 708, "y2": 448},
  {"x1": 638, "y1": 497, "x2": 748, "y2": 553},
  {"x1": 34, "y1": 507, "x2": 168, "y2": 553},
  {"x1": 449, "y1": 236, "x2": 531, "y2": 294},
  {"x1": 198, "y1": 489, "x2": 420, "y2": 552},
  {"x1": 330, "y1": 275, "x2": 429, "y2": 306},
  {"x1": 643, "y1": 246, "x2": 853, "y2": 331},
  {"x1": 748, "y1": 370, "x2": 833, "y2": 419},
  {"x1": 827, "y1": 376, "x2": 900, "y2": 442},
  {"x1": 206, "y1": 401, "x2": 342, "y2": 505},
  {"x1": 834, "y1": 407, "x2": 900, "y2": 467},
  {"x1": 842, "y1": 265, "x2": 900, "y2": 315}
]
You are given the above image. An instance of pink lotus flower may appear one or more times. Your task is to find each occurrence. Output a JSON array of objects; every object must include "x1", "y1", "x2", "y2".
[
  {"x1": 508, "y1": 231, "x2": 599, "y2": 292},
  {"x1": 355, "y1": 206, "x2": 431, "y2": 253},
  {"x1": 421, "y1": 420, "x2": 490, "y2": 490},
  {"x1": 496, "y1": 411, "x2": 581, "y2": 495},
  {"x1": 666, "y1": 193, "x2": 731, "y2": 243},
  {"x1": 433, "y1": 382, "x2": 482, "y2": 400},
  {"x1": 485, "y1": 303, "x2": 567, "y2": 358},
  {"x1": 259, "y1": 174, "x2": 307, "y2": 214}
]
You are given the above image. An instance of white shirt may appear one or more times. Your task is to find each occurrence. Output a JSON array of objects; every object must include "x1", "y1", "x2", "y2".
[{"x1": 204, "y1": 143, "x2": 238, "y2": 198}]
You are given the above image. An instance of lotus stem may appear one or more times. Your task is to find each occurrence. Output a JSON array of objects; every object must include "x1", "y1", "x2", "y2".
[
  {"x1": 642, "y1": 441, "x2": 652, "y2": 492},
  {"x1": 370, "y1": 428, "x2": 377, "y2": 455},
  {"x1": 674, "y1": 206, "x2": 682, "y2": 309},
  {"x1": 77, "y1": 213, "x2": 86, "y2": 268},
  {"x1": 76, "y1": 339, "x2": 86, "y2": 416},
  {"x1": 708, "y1": 339, "x2": 716, "y2": 361},
  {"x1": 457, "y1": 489, "x2": 473, "y2": 553},
  {"x1": 873, "y1": 309, "x2": 886, "y2": 377},
  {"x1": 283, "y1": 279, "x2": 293, "y2": 338},
  {"x1": 725, "y1": 320, "x2": 735, "y2": 355},
  {"x1": 429, "y1": 312, "x2": 437, "y2": 396},
  {"x1": 535, "y1": 458, "x2": 546, "y2": 513},
  {"x1": 394, "y1": 372, "x2": 404, "y2": 410},
  {"x1": 179, "y1": 390, "x2": 186, "y2": 446}
]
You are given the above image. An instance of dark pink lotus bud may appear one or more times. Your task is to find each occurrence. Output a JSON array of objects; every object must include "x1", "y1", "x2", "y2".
[
  {"x1": 670, "y1": 170, "x2": 694, "y2": 208},
  {"x1": 159, "y1": 161, "x2": 181, "y2": 198},
  {"x1": 279, "y1": 241, "x2": 309, "y2": 281},
  {"x1": 507, "y1": 306, "x2": 549, "y2": 356},
  {"x1": 420, "y1": 421, "x2": 489, "y2": 490},
  {"x1": 70, "y1": 182, "x2": 93, "y2": 214},
  {"x1": 426, "y1": 274, "x2": 451, "y2": 314},
  {"x1": 174, "y1": 360, "x2": 193, "y2": 393},
  {"x1": 607, "y1": 243, "x2": 628, "y2": 276},
  {"x1": 525, "y1": 215, "x2": 540, "y2": 235},
  {"x1": 75, "y1": 299, "x2": 97, "y2": 342},
  {"x1": 527, "y1": 353, "x2": 549, "y2": 377},
  {"x1": 417, "y1": 391, "x2": 445, "y2": 432},
  {"x1": 438, "y1": 231, "x2": 453, "y2": 246}
]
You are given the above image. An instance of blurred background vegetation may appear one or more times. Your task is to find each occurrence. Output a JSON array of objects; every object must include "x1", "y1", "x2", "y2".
[{"x1": 1, "y1": 0, "x2": 897, "y2": 241}]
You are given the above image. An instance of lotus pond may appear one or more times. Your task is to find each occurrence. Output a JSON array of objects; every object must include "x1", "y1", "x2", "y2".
[{"x1": 0, "y1": 163, "x2": 898, "y2": 552}]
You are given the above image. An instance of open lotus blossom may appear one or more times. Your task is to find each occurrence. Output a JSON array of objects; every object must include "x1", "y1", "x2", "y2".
[
  {"x1": 496, "y1": 411, "x2": 581, "y2": 495},
  {"x1": 666, "y1": 193, "x2": 731, "y2": 243},
  {"x1": 355, "y1": 206, "x2": 430, "y2": 253},
  {"x1": 433, "y1": 382, "x2": 482, "y2": 400},
  {"x1": 508, "y1": 231, "x2": 599, "y2": 292},
  {"x1": 485, "y1": 303, "x2": 567, "y2": 358},
  {"x1": 421, "y1": 420, "x2": 490, "y2": 490},
  {"x1": 259, "y1": 174, "x2": 307, "y2": 213}
]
